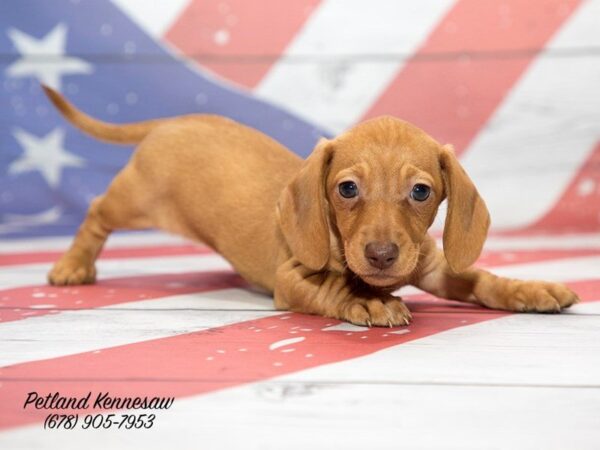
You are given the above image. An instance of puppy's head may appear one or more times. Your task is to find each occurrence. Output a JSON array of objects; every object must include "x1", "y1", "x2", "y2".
[{"x1": 278, "y1": 117, "x2": 490, "y2": 287}]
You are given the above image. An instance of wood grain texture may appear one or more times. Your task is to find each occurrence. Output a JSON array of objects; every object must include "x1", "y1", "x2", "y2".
[
  {"x1": 2, "y1": 0, "x2": 600, "y2": 446},
  {"x1": 1, "y1": 311, "x2": 599, "y2": 449}
]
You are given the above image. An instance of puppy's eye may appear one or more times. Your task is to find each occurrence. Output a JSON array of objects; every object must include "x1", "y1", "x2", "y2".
[
  {"x1": 339, "y1": 181, "x2": 359, "y2": 199},
  {"x1": 411, "y1": 184, "x2": 430, "y2": 202}
]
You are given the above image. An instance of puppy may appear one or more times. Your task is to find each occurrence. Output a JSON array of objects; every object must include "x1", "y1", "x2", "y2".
[{"x1": 43, "y1": 86, "x2": 579, "y2": 327}]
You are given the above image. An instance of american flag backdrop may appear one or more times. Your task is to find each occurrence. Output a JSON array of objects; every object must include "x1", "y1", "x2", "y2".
[{"x1": 0, "y1": 1, "x2": 599, "y2": 448}]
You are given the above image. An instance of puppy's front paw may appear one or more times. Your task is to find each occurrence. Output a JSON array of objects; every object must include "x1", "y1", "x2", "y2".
[
  {"x1": 342, "y1": 296, "x2": 412, "y2": 327},
  {"x1": 48, "y1": 255, "x2": 96, "y2": 286},
  {"x1": 502, "y1": 281, "x2": 579, "y2": 313}
]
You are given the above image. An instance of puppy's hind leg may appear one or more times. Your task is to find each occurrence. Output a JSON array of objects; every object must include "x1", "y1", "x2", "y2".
[{"x1": 48, "y1": 167, "x2": 152, "y2": 285}]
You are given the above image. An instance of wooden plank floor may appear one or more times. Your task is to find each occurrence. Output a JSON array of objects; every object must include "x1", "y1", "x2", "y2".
[
  {"x1": 1, "y1": 233, "x2": 599, "y2": 449},
  {"x1": 1, "y1": 0, "x2": 600, "y2": 448}
]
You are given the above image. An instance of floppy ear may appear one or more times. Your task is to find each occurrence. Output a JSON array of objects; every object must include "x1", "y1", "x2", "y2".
[
  {"x1": 439, "y1": 145, "x2": 490, "y2": 273},
  {"x1": 278, "y1": 139, "x2": 332, "y2": 271}
]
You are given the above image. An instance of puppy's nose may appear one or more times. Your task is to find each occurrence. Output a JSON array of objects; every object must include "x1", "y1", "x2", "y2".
[{"x1": 364, "y1": 242, "x2": 399, "y2": 270}]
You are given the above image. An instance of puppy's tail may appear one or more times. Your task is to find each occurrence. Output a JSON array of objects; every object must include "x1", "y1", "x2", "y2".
[{"x1": 42, "y1": 84, "x2": 166, "y2": 145}]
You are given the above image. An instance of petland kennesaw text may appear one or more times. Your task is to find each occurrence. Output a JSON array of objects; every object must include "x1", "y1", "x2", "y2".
[{"x1": 23, "y1": 392, "x2": 174, "y2": 410}]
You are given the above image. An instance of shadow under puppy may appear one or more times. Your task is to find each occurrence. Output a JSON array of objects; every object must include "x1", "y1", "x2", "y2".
[{"x1": 43, "y1": 86, "x2": 579, "y2": 327}]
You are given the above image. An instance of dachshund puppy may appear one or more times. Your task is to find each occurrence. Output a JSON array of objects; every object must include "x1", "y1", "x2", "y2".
[{"x1": 44, "y1": 86, "x2": 579, "y2": 327}]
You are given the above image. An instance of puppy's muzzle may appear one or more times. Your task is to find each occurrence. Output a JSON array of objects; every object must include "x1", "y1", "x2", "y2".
[{"x1": 364, "y1": 241, "x2": 399, "y2": 270}]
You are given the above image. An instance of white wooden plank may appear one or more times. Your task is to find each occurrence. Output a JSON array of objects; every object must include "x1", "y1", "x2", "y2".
[
  {"x1": 0, "y1": 254, "x2": 232, "y2": 290},
  {"x1": 3, "y1": 244, "x2": 598, "y2": 292},
  {"x1": 3, "y1": 231, "x2": 598, "y2": 258},
  {"x1": 1, "y1": 382, "x2": 598, "y2": 450},
  {"x1": 460, "y1": 0, "x2": 600, "y2": 229},
  {"x1": 566, "y1": 301, "x2": 600, "y2": 315},
  {"x1": 489, "y1": 254, "x2": 600, "y2": 282},
  {"x1": 256, "y1": 0, "x2": 456, "y2": 133},
  {"x1": 0, "y1": 289, "x2": 277, "y2": 367},
  {"x1": 282, "y1": 312, "x2": 600, "y2": 386},
  {"x1": 110, "y1": 0, "x2": 191, "y2": 38},
  {"x1": 4, "y1": 230, "x2": 598, "y2": 256},
  {"x1": 2, "y1": 253, "x2": 597, "y2": 293},
  {"x1": 482, "y1": 233, "x2": 600, "y2": 251},
  {"x1": 0, "y1": 231, "x2": 191, "y2": 252}
]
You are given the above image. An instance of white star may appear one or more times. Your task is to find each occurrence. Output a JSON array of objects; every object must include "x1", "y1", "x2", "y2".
[
  {"x1": 0, "y1": 207, "x2": 62, "y2": 234},
  {"x1": 5, "y1": 23, "x2": 93, "y2": 89},
  {"x1": 9, "y1": 128, "x2": 86, "y2": 188}
]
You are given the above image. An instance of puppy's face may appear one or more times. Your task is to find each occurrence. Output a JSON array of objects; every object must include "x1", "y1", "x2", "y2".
[
  {"x1": 325, "y1": 118, "x2": 444, "y2": 287},
  {"x1": 279, "y1": 116, "x2": 489, "y2": 287}
]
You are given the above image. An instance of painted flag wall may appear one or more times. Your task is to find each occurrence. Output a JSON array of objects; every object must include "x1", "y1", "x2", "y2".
[{"x1": 0, "y1": 1, "x2": 599, "y2": 445}]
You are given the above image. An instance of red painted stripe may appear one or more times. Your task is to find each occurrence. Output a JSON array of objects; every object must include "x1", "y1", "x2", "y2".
[
  {"x1": 510, "y1": 142, "x2": 600, "y2": 234},
  {"x1": 362, "y1": 0, "x2": 581, "y2": 154},
  {"x1": 0, "y1": 244, "x2": 213, "y2": 267},
  {"x1": 0, "y1": 249, "x2": 596, "y2": 325},
  {"x1": 0, "y1": 279, "x2": 596, "y2": 430},
  {"x1": 165, "y1": 0, "x2": 321, "y2": 88},
  {"x1": 0, "y1": 271, "x2": 245, "y2": 324}
]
